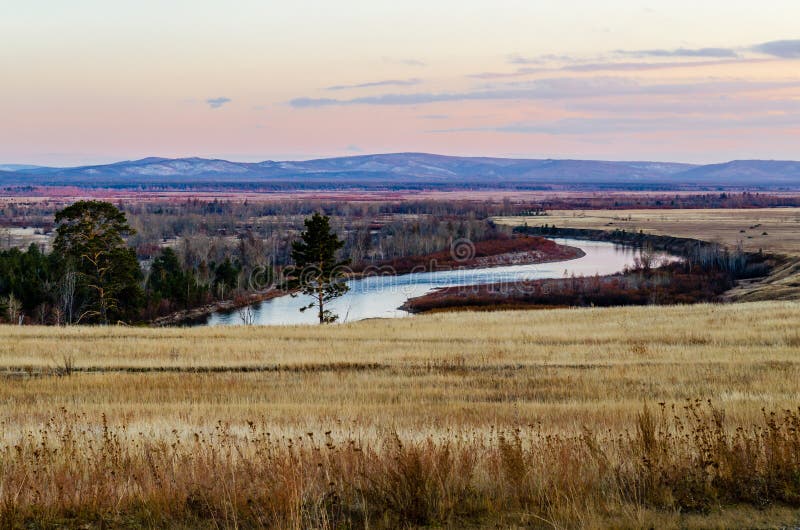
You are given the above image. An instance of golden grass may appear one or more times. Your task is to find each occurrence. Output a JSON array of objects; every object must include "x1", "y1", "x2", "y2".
[
  {"x1": 495, "y1": 208, "x2": 800, "y2": 302},
  {"x1": 2, "y1": 303, "x2": 799, "y2": 431},
  {"x1": 495, "y1": 208, "x2": 800, "y2": 256},
  {"x1": 3, "y1": 302, "x2": 799, "y2": 368},
  {"x1": 1, "y1": 303, "x2": 800, "y2": 526}
]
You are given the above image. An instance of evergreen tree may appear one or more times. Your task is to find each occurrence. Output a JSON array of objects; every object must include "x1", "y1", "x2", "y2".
[
  {"x1": 213, "y1": 258, "x2": 239, "y2": 299},
  {"x1": 286, "y1": 213, "x2": 350, "y2": 323},
  {"x1": 0, "y1": 244, "x2": 57, "y2": 319},
  {"x1": 53, "y1": 201, "x2": 143, "y2": 324},
  {"x1": 147, "y1": 247, "x2": 188, "y2": 306}
]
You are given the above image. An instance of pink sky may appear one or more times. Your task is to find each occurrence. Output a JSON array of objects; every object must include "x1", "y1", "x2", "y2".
[{"x1": 2, "y1": 0, "x2": 800, "y2": 165}]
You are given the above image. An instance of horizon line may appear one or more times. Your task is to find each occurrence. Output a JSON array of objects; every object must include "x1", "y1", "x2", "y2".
[{"x1": 5, "y1": 151, "x2": 800, "y2": 170}]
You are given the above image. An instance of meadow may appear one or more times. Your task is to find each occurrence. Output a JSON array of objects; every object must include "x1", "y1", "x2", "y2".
[
  {"x1": 495, "y1": 208, "x2": 800, "y2": 257},
  {"x1": 2, "y1": 302, "x2": 800, "y2": 527},
  {"x1": 496, "y1": 208, "x2": 800, "y2": 302},
  {"x1": 2, "y1": 204, "x2": 800, "y2": 527}
]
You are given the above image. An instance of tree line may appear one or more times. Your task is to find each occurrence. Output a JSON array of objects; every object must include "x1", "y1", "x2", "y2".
[
  {"x1": 1, "y1": 201, "x2": 359, "y2": 325},
  {"x1": 1, "y1": 201, "x2": 259, "y2": 325}
]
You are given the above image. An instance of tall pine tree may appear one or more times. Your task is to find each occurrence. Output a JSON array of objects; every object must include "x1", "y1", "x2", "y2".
[
  {"x1": 286, "y1": 213, "x2": 349, "y2": 323},
  {"x1": 53, "y1": 201, "x2": 143, "y2": 324}
]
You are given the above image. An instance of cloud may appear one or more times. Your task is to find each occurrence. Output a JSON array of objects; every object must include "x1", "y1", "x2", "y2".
[
  {"x1": 507, "y1": 53, "x2": 578, "y2": 65},
  {"x1": 567, "y1": 97, "x2": 800, "y2": 115},
  {"x1": 472, "y1": 41, "x2": 800, "y2": 80},
  {"x1": 560, "y1": 58, "x2": 754, "y2": 73},
  {"x1": 206, "y1": 97, "x2": 232, "y2": 109},
  {"x1": 507, "y1": 54, "x2": 540, "y2": 65},
  {"x1": 291, "y1": 97, "x2": 340, "y2": 108},
  {"x1": 345, "y1": 145, "x2": 364, "y2": 153},
  {"x1": 751, "y1": 39, "x2": 800, "y2": 58},
  {"x1": 292, "y1": 78, "x2": 641, "y2": 107},
  {"x1": 485, "y1": 41, "x2": 799, "y2": 81},
  {"x1": 617, "y1": 47, "x2": 739, "y2": 58},
  {"x1": 502, "y1": 48, "x2": 738, "y2": 72},
  {"x1": 382, "y1": 57, "x2": 427, "y2": 67},
  {"x1": 419, "y1": 114, "x2": 450, "y2": 120},
  {"x1": 469, "y1": 68, "x2": 542, "y2": 80},
  {"x1": 290, "y1": 78, "x2": 800, "y2": 108},
  {"x1": 471, "y1": 58, "x2": 763, "y2": 79},
  {"x1": 326, "y1": 78, "x2": 422, "y2": 91}
]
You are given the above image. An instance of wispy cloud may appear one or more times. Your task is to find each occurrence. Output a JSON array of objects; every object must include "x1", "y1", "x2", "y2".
[
  {"x1": 504, "y1": 48, "x2": 738, "y2": 69},
  {"x1": 382, "y1": 57, "x2": 427, "y2": 67},
  {"x1": 547, "y1": 58, "x2": 765, "y2": 77},
  {"x1": 474, "y1": 40, "x2": 800, "y2": 80},
  {"x1": 562, "y1": 58, "x2": 763, "y2": 73},
  {"x1": 507, "y1": 40, "x2": 800, "y2": 66},
  {"x1": 617, "y1": 47, "x2": 739, "y2": 58},
  {"x1": 419, "y1": 114, "x2": 450, "y2": 120},
  {"x1": 471, "y1": 58, "x2": 764, "y2": 79},
  {"x1": 507, "y1": 53, "x2": 577, "y2": 65},
  {"x1": 567, "y1": 97, "x2": 800, "y2": 115},
  {"x1": 290, "y1": 78, "x2": 800, "y2": 108},
  {"x1": 206, "y1": 97, "x2": 232, "y2": 109},
  {"x1": 326, "y1": 78, "x2": 421, "y2": 91},
  {"x1": 751, "y1": 39, "x2": 800, "y2": 58},
  {"x1": 469, "y1": 68, "x2": 541, "y2": 80}
]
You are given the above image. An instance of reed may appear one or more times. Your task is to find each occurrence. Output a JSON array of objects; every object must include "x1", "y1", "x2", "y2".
[{"x1": 1, "y1": 403, "x2": 799, "y2": 528}]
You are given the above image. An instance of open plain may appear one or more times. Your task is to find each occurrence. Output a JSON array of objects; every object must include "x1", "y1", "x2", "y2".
[
  {"x1": 495, "y1": 208, "x2": 800, "y2": 256},
  {"x1": 2, "y1": 302, "x2": 800, "y2": 527},
  {"x1": 3, "y1": 206, "x2": 800, "y2": 527},
  {"x1": 6, "y1": 0, "x2": 800, "y2": 527},
  {"x1": 496, "y1": 208, "x2": 800, "y2": 302}
]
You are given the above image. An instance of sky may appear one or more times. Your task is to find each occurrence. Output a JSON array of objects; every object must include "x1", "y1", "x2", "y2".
[{"x1": 1, "y1": 0, "x2": 800, "y2": 166}]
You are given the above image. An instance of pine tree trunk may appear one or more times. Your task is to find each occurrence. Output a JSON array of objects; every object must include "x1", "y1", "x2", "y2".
[{"x1": 318, "y1": 285, "x2": 324, "y2": 324}]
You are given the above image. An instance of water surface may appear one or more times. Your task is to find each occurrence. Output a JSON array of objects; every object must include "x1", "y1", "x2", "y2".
[{"x1": 207, "y1": 238, "x2": 670, "y2": 326}]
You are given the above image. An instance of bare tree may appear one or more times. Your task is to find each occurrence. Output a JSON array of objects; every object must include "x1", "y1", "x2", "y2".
[
  {"x1": 35, "y1": 303, "x2": 49, "y2": 325},
  {"x1": 633, "y1": 244, "x2": 657, "y2": 274},
  {"x1": 59, "y1": 270, "x2": 77, "y2": 325},
  {"x1": 5, "y1": 294, "x2": 22, "y2": 324},
  {"x1": 237, "y1": 304, "x2": 256, "y2": 325},
  {"x1": 76, "y1": 250, "x2": 119, "y2": 324}
]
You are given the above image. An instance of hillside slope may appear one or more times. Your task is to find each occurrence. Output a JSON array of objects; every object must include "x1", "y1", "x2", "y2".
[{"x1": 2, "y1": 153, "x2": 800, "y2": 189}]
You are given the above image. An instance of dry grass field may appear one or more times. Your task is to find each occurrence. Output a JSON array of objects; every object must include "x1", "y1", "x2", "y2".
[
  {"x1": 495, "y1": 208, "x2": 800, "y2": 256},
  {"x1": 495, "y1": 208, "x2": 800, "y2": 302},
  {"x1": 2, "y1": 303, "x2": 800, "y2": 527}
]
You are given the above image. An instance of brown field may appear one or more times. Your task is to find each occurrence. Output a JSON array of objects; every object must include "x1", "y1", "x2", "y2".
[
  {"x1": 496, "y1": 208, "x2": 800, "y2": 302},
  {"x1": 4, "y1": 188, "x2": 799, "y2": 207},
  {"x1": 3, "y1": 206, "x2": 800, "y2": 527},
  {"x1": 495, "y1": 208, "x2": 800, "y2": 256},
  {"x1": 2, "y1": 302, "x2": 800, "y2": 527},
  {"x1": 0, "y1": 187, "x2": 634, "y2": 208}
]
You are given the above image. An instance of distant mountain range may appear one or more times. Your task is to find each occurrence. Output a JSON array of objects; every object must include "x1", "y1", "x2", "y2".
[
  {"x1": 0, "y1": 164, "x2": 47, "y2": 172},
  {"x1": 1, "y1": 153, "x2": 799, "y2": 190}
]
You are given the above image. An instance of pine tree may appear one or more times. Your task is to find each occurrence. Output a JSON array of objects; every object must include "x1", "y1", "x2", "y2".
[
  {"x1": 147, "y1": 247, "x2": 188, "y2": 307},
  {"x1": 53, "y1": 201, "x2": 143, "y2": 324},
  {"x1": 286, "y1": 213, "x2": 350, "y2": 323}
]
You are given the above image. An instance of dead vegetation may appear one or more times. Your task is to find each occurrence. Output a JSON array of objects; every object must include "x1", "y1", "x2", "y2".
[
  {"x1": 1, "y1": 302, "x2": 800, "y2": 527},
  {"x1": 495, "y1": 208, "x2": 800, "y2": 302}
]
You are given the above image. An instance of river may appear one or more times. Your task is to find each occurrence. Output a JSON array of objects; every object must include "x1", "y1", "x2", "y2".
[{"x1": 206, "y1": 238, "x2": 671, "y2": 326}]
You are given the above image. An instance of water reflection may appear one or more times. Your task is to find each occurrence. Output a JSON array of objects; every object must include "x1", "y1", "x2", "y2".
[{"x1": 206, "y1": 238, "x2": 670, "y2": 326}]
